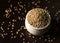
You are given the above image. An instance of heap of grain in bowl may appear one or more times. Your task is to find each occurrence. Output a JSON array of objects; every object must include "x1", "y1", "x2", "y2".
[{"x1": 27, "y1": 8, "x2": 50, "y2": 28}]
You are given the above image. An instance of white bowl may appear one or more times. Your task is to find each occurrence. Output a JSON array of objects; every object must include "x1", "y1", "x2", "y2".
[{"x1": 25, "y1": 8, "x2": 51, "y2": 35}]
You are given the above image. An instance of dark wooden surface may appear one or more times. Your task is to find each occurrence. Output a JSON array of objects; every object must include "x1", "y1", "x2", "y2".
[{"x1": 0, "y1": 0, "x2": 60, "y2": 43}]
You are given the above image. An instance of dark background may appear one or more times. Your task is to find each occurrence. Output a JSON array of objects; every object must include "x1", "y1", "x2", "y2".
[{"x1": 0, "y1": 0, "x2": 60, "y2": 43}]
